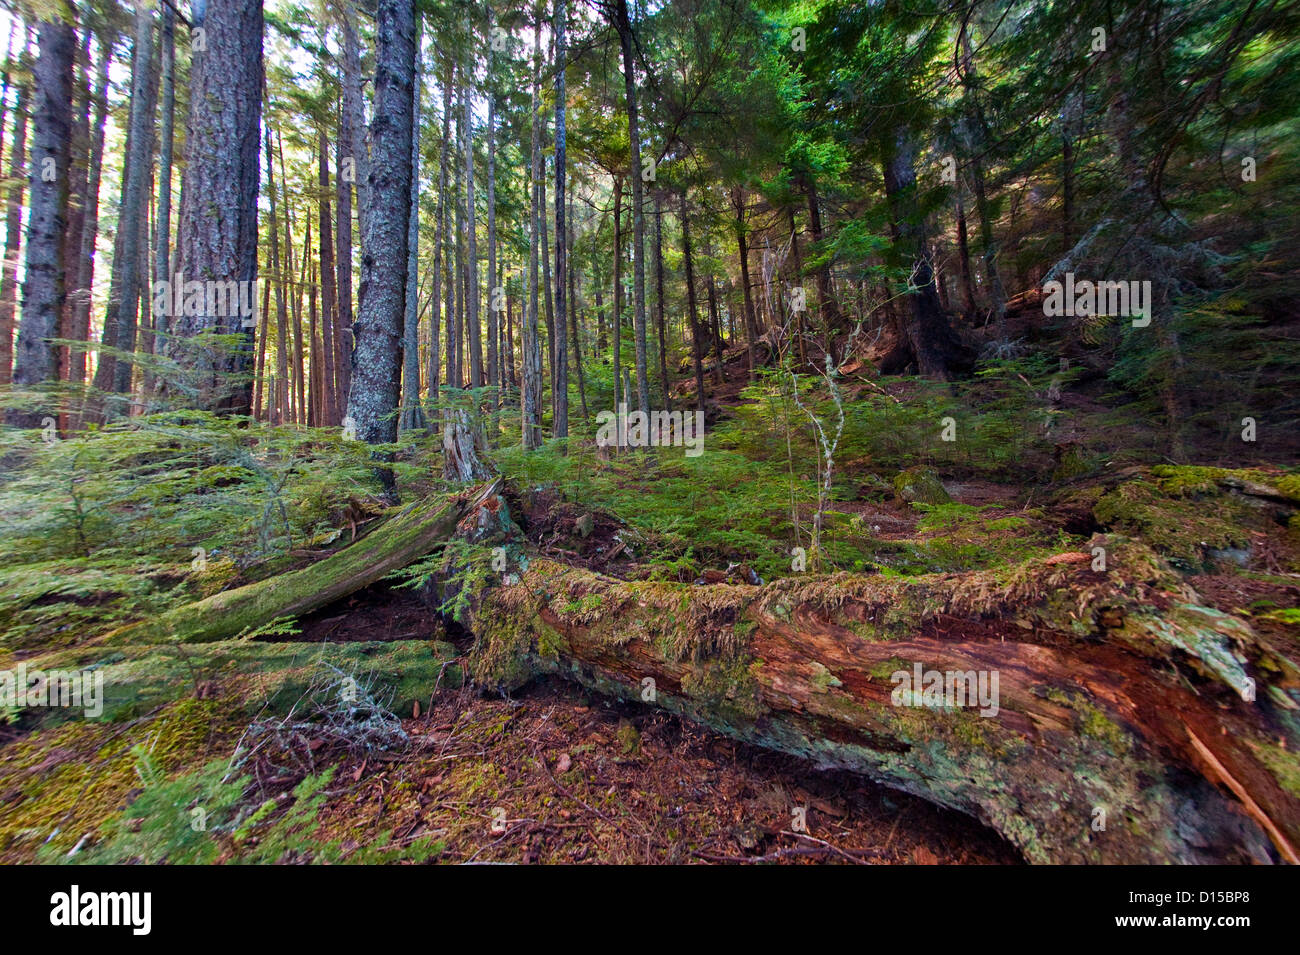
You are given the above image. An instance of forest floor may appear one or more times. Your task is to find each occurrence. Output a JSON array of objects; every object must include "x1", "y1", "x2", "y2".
[{"x1": 2, "y1": 334, "x2": 1299, "y2": 864}]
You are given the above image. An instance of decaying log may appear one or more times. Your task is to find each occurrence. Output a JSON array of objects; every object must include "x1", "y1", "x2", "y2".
[
  {"x1": 107, "y1": 479, "x2": 505, "y2": 645},
  {"x1": 467, "y1": 537, "x2": 1300, "y2": 864}
]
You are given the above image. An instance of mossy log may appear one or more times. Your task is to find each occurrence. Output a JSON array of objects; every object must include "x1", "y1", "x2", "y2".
[
  {"x1": 469, "y1": 537, "x2": 1300, "y2": 864},
  {"x1": 107, "y1": 479, "x2": 504, "y2": 645}
]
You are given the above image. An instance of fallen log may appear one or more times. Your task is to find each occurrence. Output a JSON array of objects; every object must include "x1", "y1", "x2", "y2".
[
  {"x1": 107, "y1": 479, "x2": 505, "y2": 645},
  {"x1": 468, "y1": 537, "x2": 1300, "y2": 864}
]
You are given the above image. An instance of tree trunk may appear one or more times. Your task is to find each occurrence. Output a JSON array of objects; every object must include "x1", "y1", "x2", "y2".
[
  {"x1": 172, "y1": 0, "x2": 263, "y2": 416},
  {"x1": 461, "y1": 51, "x2": 482, "y2": 391},
  {"x1": 67, "y1": 35, "x2": 109, "y2": 403},
  {"x1": 521, "y1": 22, "x2": 543, "y2": 450},
  {"x1": 334, "y1": 104, "x2": 354, "y2": 419},
  {"x1": 680, "y1": 190, "x2": 706, "y2": 414},
  {"x1": 344, "y1": 0, "x2": 415, "y2": 451},
  {"x1": 0, "y1": 60, "x2": 30, "y2": 387},
  {"x1": 340, "y1": 0, "x2": 369, "y2": 257},
  {"x1": 430, "y1": 66, "x2": 452, "y2": 430},
  {"x1": 7, "y1": 11, "x2": 73, "y2": 427},
  {"x1": 485, "y1": 66, "x2": 498, "y2": 414},
  {"x1": 92, "y1": 1, "x2": 155, "y2": 406},
  {"x1": 732, "y1": 186, "x2": 759, "y2": 373},
  {"x1": 399, "y1": 17, "x2": 425, "y2": 432},
  {"x1": 151, "y1": 4, "x2": 176, "y2": 356},
  {"x1": 614, "y1": 0, "x2": 650, "y2": 415},
  {"x1": 653, "y1": 192, "x2": 672, "y2": 411},
  {"x1": 265, "y1": 123, "x2": 289, "y2": 425},
  {"x1": 109, "y1": 479, "x2": 504, "y2": 646},
  {"x1": 881, "y1": 126, "x2": 965, "y2": 380},
  {"x1": 552, "y1": 0, "x2": 569, "y2": 440},
  {"x1": 317, "y1": 131, "x2": 338, "y2": 424},
  {"x1": 467, "y1": 546, "x2": 1299, "y2": 865}
]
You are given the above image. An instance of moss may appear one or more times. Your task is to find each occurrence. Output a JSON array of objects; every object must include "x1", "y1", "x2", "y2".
[
  {"x1": 809, "y1": 661, "x2": 843, "y2": 691},
  {"x1": 893, "y1": 466, "x2": 952, "y2": 506},
  {"x1": 680, "y1": 654, "x2": 765, "y2": 721},
  {"x1": 1248, "y1": 740, "x2": 1300, "y2": 799},
  {"x1": 1093, "y1": 479, "x2": 1255, "y2": 568}
]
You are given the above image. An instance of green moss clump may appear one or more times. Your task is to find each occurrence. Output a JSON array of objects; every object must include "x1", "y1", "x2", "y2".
[
  {"x1": 1093, "y1": 480, "x2": 1254, "y2": 568},
  {"x1": 680, "y1": 654, "x2": 765, "y2": 720},
  {"x1": 893, "y1": 467, "x2": 951, "y2": 506}
]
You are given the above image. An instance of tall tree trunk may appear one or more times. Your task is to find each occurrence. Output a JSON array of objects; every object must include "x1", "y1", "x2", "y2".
[
  {"x1": 340, "y1": 0, "x2": 369, "y2": 257},
  {"x1": 680, "y1": 190, "x2": 706, "y2": 415},
  {"x1": 58, "y1": 28, "x2": 89, "y2": 390},
  {"x1": 334, "y1": 103, "x2": 354, "y2": 420},
  {"x1": 540, "y1": 163, "x2": 554, "y2": 400},
  {"x1": 461, "y1": 48, "x2": 482, "y2": 390},
  {"x1": 959, "y1": 26, "x2": 1006, "y2": 331},
  {"x1": 485, "y1": 67, "x2": 498, "y2": 414},
  {"x1": 7, "y1": 10, "x2": 73, "y2": 427},
  {"x1": 278, "y1": 130, "x2": 305, "y2": 425},
  {"x1": 732, "y1": 186, "x2": 759, "y2": 372},
  {"x1": 152, "y1": 5, "x2": 176, "y2": 356},
  {"x1": 521, "y1": 20, "x2": 543, "y2": 449},
  {"x1": 399, "y1": 17, "x2": 425, "y2": 432},
  {"x1": 567, "y1": 187, "x2": 586, "y2": 420},
  {"x1": 172, "y1": 0, "x2": 263, "y2": 416},
  {"x1": 552, "y1": 0, "x2": 568, "y2": 439},
  {"x1": 307, "y1": 227, "x2": 321, "y2": 425},
  {"x1": 803, "y1": 176, "x2": 845, "y2": 349},
  {"x1": 881, "y1": 126, "x2": 965, "y2": 380},
  {"x1": 265, "y1": 123, "x2": 289, "y2": 424},
  {"x1": 430, "y1": 66, "x2": 452, "y2": 431},
  {"x1": 68, "y1": 35, "x2": 109, "y2": 399},
  {"x1": 0, "y1": 61, "x2": 30, "y2": 386},
  {"x1": 653, "y1": 191, "x2": 672, "y2": 411},
  {"x1": 95, "y1": 0, "x2": 156, "y2": 406},
  {"x1": 954, "y1": 184, "x2": 977, "y2": 322},
  {"x1": 614, "y1": 0, "x2": 649, "y2": 415},
  {"x1": 612, "y1": 176, "x2": 622, "y2": 412},
  {"x1": 344, "y1": 0, "x2": 414, "y2": 455},
  {"x1": 317, "y1": 131, "x2": 338, "y2": 424}
]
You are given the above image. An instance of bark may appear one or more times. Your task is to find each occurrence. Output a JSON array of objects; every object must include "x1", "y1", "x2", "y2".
[
  {"x1": 429, "y1": 67, "x2": 452, "y2": 429},
  {"x1": 278, "y1": 131, "x2": 304, "y2": 425},
  {"x1": 552, "y1": 0, "x2": 568, "y2": 439},
  {"x1": 471, "y1": 545, "x2": 1300, "y2": 865},
  {"x1": 334, "y1": 103, "x2": 354, "y2": 417},
  {"x1": 485, "y1": 69, "x2": 498, "y2": 413},
  {"x1": 151, "y1": 5, "x2": 176, "y2": 352},
  {"x1": 614, "y1": 0, "x2": 649, "y2": 415},
  {"x1": 68, "y1": 35, "x2": 109, "y2": 397},
  {"x1": 265, "y1": 123, "x2": 289, "y2": 424},
  {"x1": 58, "y1": 28, "x2": 89, "y2": 388},
  {"x1": 731, "y1": 186, "x2": 759, "y2": 373},
  {"x1": 399, "y1": 18, "x2": 425, "y2": 432},
  {"x1": 172, "y1": 0, "x2": 263, "y2": 416},
  {"x1": 653, "y1": 192, "x2": 672, "y2": 411},
  {"x1": 460, "y1": 50, "x2": 482, "y2": 390},
  {"x1": 0, "y1": 67, "x2": 30, "y2": 386},
  {"x1": 567, "y1": 188, "x2": 586, "y2": 420},
  {"x1": 680, "y1": 191, "x2": 706, "y2": 414},
  {"x1": 612, "y1": 176, "x2": 622, "y2": 412},
  {"x1": 8, "y1": 11, "x2": 73, "y2": 426},
  {"x1": 521, "y1": 23, "x2": 543, "y2": 449},
  {"x1": 344, "y1": 0, "x2": 415, "y2": 448},
  {"x1": 317, "y1": 131, "x2": 338, "y2": 424},
  {"x1": 340, "y1": 0, "x2": 369, "y2": 255}
]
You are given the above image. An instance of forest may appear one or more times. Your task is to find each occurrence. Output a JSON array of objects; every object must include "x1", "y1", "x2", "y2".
[{"x1": 0, "y1": 0, "x2": 1297, "y2": 869}]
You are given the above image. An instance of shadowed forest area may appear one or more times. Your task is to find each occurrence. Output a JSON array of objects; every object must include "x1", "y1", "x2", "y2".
[{"x1": 0, "y1": 0, "x2": 1298, "y2": 870}]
